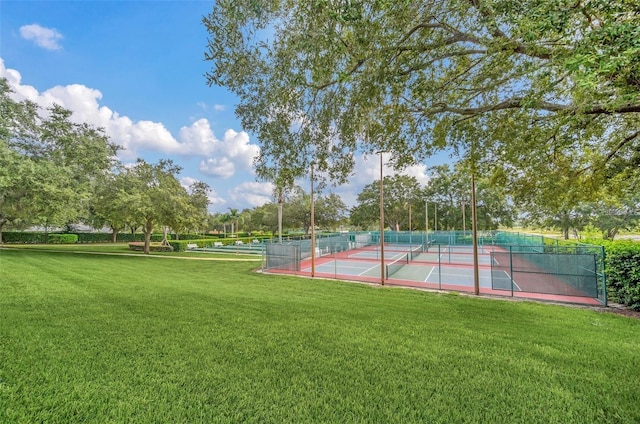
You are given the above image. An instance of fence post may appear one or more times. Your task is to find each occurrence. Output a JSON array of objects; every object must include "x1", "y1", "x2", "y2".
[
  {"x1": 438, "y1": 243, "x2": 442, "y2": 290},
  {"x1": 510, "y1": 245, "x2": 514, "y2": 297},
  {"x1": 334, "y1": 243, "x2": 338, "y2": 279},
  {"x1": 601, "y1": 246, "x2": 607, "y2": 305}
]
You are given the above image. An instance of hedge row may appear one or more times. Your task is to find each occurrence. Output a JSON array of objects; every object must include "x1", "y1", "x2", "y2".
[
  {"x1": 550, "y1": 238, "x2": 640, "y2": 310},
  {"x1": 583, "y1": 239, "x2": 640, "y2": 311},
  {"x1": 2, "y1": 231, "x2": 282, "y2": 244},
  {"x1": 169, "y1": 237, "x2": 267, "y2": 252},
  {"x1": 1, "y1": 232, "x2": 169, "y2": 244},
  {"x1": 48, "y1": 234, "x2": 78, "y2": 244}
]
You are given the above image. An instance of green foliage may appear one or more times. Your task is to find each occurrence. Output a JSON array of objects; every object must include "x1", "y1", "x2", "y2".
[
  {"x1": 75, "y1": 233, "x2": 113, "y2": 243},
  {"x1": 1, "y1": 231, "x2": 170, "y2": 244},
  {"x1": 204, "y1": 0, "x2": 640, "y2": 228},
  {"x1": 0, "y1": 231, "x2": 48, "y2": 244},
  {"x1": 588, "y1": 239, "x2": 640, "y2": 310},
  {"x1": 117, "y1": 159, "x2": 189, "y2": 254},
  {"x1": 0, "y1": 81, "x2": 119, "y2": 232},
  {"x1": 47, "y1": 233, "x2": 78, "y2": 244},
  {"x1": 351, "y1": 174, "x2": 422, "y2": 230}
]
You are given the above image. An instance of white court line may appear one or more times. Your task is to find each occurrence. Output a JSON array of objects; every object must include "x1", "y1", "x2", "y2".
[
  {"x1": 501, "y1": 271, "x2": 522, "y2": 291},
  {"x1": 424, "y1": 266, "x2": 435, "y2": 282},
  {"x1": 358, "y1": 264, "x2": 380, "y2": 276}
]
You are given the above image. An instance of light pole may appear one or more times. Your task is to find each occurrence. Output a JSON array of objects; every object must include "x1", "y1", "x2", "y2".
[
  {"x1": 310, "y1": 162, "x2": 315, "y2": 278},
  {"x1": 462, "y1": 201, "x2": 466, "y2": 234},
  {"x1": 408, "y1": 203, "x2": 412, "y2": 244},
  {"x1": 379, "y1": 151, "x2": 385, "y2": 285},
  {"x1": 471, "y1": 173, "x2": 480, "y2": 295},
  {"x1": 425, "y1": 198, "x2": 429, "y2": 245},
  {"x1": 434, "y1": 203, "x2": 438, "y2": 231}
]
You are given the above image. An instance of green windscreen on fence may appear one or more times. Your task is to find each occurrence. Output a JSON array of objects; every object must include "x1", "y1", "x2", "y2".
[
  {"x1": 490, "y1": 245, "x2": 606, "y2": 303},
  {"x1": 262, "y1": 231, "x2": 606, "y2": 305}
]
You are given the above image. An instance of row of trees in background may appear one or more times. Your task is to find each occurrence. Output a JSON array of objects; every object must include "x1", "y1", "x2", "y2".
[
  {"x1": 0, "y1": 79, "x2": 211, "y2": 253},
  {"x1": 203, "y1": 163, "x2": 639, "y2": 240},
  {"x1": 207, "y1": 188, "x2": 350, "y2": 237},
  {"x1": 2, "y1": 74, "x2": 638, "y2": 244}
]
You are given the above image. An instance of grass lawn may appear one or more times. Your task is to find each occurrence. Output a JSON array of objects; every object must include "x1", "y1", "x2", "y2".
[
  {"x1": 0, "y1": 243, "x2": 262, "y2": 260},
  {"x1": 1, "y1": 249, "x2": 639, "y2": 423}
]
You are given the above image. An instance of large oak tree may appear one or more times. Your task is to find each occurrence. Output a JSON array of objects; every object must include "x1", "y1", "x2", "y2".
[{"x1": 204, "y1": 0, "x2": 640, "y2": 201}]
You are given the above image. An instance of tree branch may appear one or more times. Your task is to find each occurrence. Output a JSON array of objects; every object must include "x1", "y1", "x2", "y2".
[
  {"x1": 604, "y1": 130, "x2": 640, "y2": 164},
  {"x1": 412, "y1": 97, "x2": 640, "y2": 116},
  {"x1": 468, "y1": 0, "x2": 552, "y2": 60},
  {"x1": 398, "y1": 49, "x2": 487, "y2": 76}
]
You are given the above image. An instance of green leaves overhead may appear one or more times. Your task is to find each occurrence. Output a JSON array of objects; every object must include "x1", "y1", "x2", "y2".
[{"x1": 204, "y1": 0, "x2": 640, "y2": 199}]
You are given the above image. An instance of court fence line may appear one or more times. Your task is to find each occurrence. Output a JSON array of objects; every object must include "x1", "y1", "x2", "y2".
[{"x1": 262, "y1": 231, "x2": 606, "y2": 305}]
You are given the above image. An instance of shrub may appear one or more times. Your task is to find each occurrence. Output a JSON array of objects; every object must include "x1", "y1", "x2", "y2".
[
  {"x1": 76, "y1": 233, "x2": 113, "y2": 243},
  {"x1": 1, "y1": 232, "x2": 48, "y2": 243},
  {"x1": 48, "y1": 234, "x2": 78, "y2": 244},
  {"x1": 602, "y1": 240, "x2": 640, "y2": 311},
  {"x1": 577, "y1": 238, "x2": 640, "y2": 310}
]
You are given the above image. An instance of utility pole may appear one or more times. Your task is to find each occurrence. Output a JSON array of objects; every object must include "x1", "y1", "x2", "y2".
[
  {"x1": 310, "y1": 163, "x2": 315, "y2": 278},
  {"x1": 379, "y1": 152, "x2": 385, "y2": 285},
  {"x1": 471, "y1": 174, "x2": 479, "y2": 295}
]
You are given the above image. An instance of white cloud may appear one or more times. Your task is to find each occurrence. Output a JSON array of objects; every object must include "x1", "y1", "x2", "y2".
[
  {"x1": 0, "y1": 60, "x2": 260, "y2": 171},
  {"x1": 199, "y1": 157, "x2": 235, "y2": 178},
  {"x1": 195, "y1": 102, "x2": 225, "y2": 112},
  {"x1": 329, "y1": 153, "x2": 430, "y2": 208},
  {"x1": 229, "y1": 181, "x2": 274, "y2": 208},
  {"x1": 20, "y1": 24, "x2": 63, "y2": 50},
  {"x1": 178, "y1": 121, "x2": 258, "y2": 177},
  {"x1": 220, "y1": 129, "x2": 259, "y2": 170},
  {"x1": 180, "y1": 176, "x2": 199, "y2": 189}
]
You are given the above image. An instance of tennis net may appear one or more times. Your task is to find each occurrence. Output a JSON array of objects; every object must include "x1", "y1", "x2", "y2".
[
  {"x1": 386, "y1": 245, "x2": 425, "y2": 278},
  {"x1": 386, "y1": 253, "x2": 409, "y2": 279},
  {"x1": 409, "y1": 244, "x2": 424, "y2": 260}
]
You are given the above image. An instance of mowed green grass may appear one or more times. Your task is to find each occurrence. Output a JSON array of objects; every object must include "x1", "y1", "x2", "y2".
[
  {"x1": 2, "y1": 243, "x2": 262, "y2": 259},
  {"x1": 1, "y1": 250, "x2": 639, "y2": 423}
]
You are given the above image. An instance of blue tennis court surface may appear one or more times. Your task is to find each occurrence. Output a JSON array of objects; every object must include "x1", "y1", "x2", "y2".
[{"x1": 302, "y1": 259, "x2": 512, "y2": 290}]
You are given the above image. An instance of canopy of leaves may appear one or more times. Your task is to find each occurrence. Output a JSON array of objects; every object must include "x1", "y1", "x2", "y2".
[
  {"x1": 0, "y1": 79, "x2": 119, "y2": 234},
  {"x1": 204, "y1": 0, "x2": 640, "y2": 200},
  {"x1": 350, "y1": 174, "x2": 422, "y2": 230}
]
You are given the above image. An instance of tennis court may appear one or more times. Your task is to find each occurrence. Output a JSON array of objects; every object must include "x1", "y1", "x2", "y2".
[{"x1": 263, "y1": 231, "x2": 606, "y2": 306}]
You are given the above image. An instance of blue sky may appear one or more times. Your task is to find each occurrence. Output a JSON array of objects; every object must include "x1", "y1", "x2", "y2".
[{"x1": 0, "y1": 0, "x2": 431, "y2": 213}]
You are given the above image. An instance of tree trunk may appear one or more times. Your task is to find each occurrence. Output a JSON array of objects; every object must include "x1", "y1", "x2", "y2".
[
  {"x1": 0, "y1": 217, "x2": 6, "y2": 244},
  {"x1": 605, "y1": 227, "x2": 619, "y2": 240},
  {"x1": 111, "y1": 226, "x2": 119, "y2": 243},
  {"x1": 563, "y1": 226, "x2": 569, "y2": 240},
  {"x1": 161, "y1": 226, "x2": 169, "y2": 246},
  {"x1": 144, "y1": 219, "x2": 153, "y2": 254}
]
